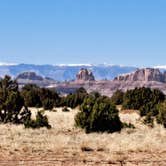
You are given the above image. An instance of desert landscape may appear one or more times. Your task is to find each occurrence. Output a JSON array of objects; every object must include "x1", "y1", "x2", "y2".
[
  {"x1": 1, "y1": 1, "x2": 166, "y2": 165},
  {"x1": 0, "y1": 107, "x2": 166, "y2": 166}
]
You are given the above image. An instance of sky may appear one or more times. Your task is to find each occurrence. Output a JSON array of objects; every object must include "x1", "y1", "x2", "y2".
[{"x1": 0, "y1": 0, "x2": 166, "y2": 67}]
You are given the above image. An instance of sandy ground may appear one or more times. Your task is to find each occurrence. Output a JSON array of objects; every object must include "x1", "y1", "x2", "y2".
[{"x1": 0, "y1": 107, "x2": 166, "y2": 166}]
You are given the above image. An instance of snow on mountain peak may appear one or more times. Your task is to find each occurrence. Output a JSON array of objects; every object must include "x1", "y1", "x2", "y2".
[
  {"x1": 0, "y1": 62, "x2": 17, "y2": 66},
  {"x1": 154, "y1": 65, "x2": 166, "y2": 69}
]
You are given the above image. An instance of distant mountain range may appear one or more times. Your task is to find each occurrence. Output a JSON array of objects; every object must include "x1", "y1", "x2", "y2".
[
  {"x1": 53, "y1": 68, "x2": 166, "y2": 97},
  {"x1": 1, "y1": 63, "x2": 166, "y2": 97},
  {"x1": 0, "y1": 63, "x2": 138, "y2": 81}
]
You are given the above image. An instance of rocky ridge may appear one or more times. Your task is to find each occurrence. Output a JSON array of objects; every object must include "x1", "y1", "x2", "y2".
[
  {"x1": 52, "y1": 68, "x2": 166, "y2": 96},
  {"x1": 16, "y1": 71, "x2": 56, "y2": 87},
  {"x1": 17, "y1": 72, "x2": 44, "y2": 81},
  {"x1": 114, "y1": 68, "x2": 166, "y2": 82},
  {"x1": 8, "y1": 68, "x2": 166, "y2": 97}
]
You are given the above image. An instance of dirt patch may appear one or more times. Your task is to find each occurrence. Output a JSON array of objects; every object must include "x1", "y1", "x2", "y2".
[{"x1": 0, "y1": 150, "x2": 166, "y2": 166}]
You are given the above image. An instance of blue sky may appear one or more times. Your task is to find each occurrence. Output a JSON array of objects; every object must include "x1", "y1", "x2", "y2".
[{"x1": 0, "y1": 0, "x2": 166, "y2": 67}]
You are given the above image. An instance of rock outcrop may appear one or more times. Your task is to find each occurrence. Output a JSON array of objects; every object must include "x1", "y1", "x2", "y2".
[
  {"x1": 164, "y1": 71, "x2": 166, "y2": 82},
  {"x1": 16, "y1": 71, "x2": 56, "y2": 87},
  {"x1": 14, "y1": 68, "x2": 166, "y2": 97},
  {"x1": 114, "y1": 68, "x2": 165, "y2": 82},
  {"x1": 76, "y1": 68, "x2": 95, "y2": 81},
  {"x1": 16, "y1": 72, "x2": 44, "y2": 81}
]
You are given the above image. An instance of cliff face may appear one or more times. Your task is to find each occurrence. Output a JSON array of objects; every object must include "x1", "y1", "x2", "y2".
[
  {"x1": 164, "y1": 71, "x2": 166, "y2": 82},
  {"x1": 76, "y1": 68, "x2": 95, "y2": 81},
  {"x1": 13, "y1": 69, "x2": 166, "y2": 97},
  {"x1": 16, "y1": 72, "x2": 56, "y2": 87},
  {"x1": 16, "y1": 72, "x2": 44, "y2": 81},
  {"x1": 114, "y1": 68, "x2": 165, "y2": 82}
]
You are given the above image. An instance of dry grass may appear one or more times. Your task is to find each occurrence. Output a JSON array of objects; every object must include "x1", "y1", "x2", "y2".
[{"x1": 0, "y1": 107, "x2": 166, "y2": 165}]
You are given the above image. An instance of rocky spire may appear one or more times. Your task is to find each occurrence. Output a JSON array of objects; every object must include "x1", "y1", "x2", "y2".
[{"x1": 76, "y1": 68, "x2": 95, "y2": 81}]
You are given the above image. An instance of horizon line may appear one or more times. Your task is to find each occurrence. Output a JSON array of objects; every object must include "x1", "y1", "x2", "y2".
[{"x1": 0, "y1": 62, "x2": 166, "y2": 69}]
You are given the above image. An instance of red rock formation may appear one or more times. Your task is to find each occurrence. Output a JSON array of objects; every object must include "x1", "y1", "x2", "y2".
[
  {"x1": 114, "y1": 68, "x2": 165, "y2": 82},
  {"x1": 76, "y1": 68, "x2": 95, "y2": 81}
]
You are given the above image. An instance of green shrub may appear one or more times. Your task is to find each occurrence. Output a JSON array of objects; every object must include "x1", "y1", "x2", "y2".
[
  {"x1": 122, "y1": 122, "x2": 135, "y2": 129},
  {"x1": 62, "y1": 87, "x2": 87, "y2": 108},
  {"x1": 122, "y1": 87, "x2": 152, "y2": 110},
  {"x1": 76, "y1": 87, "x2": 87, "y2": 94},
  {"x1": 39, "y1": 88, "x2": 60, "y2": 107},
  {"x1": 157, "y1": 100, "x2": 166, "y2": 128},
  {"x1": 21, "y1": 84, "x2": 60, "y2": 108},
  {"x1": 21, "y1": 84, "x2": 42, "y2": 107},
  {"x1": 75, "y1": 95, "x2": 122, "y2": 133},
  {"x1": 62, "y1": 106, "x2": 70, "y2": 112},
  {"x1": 42, "y1": 98, "x2": 54, "y2": 110},
  {"x1": 0, "y1": 76, "x2": 51, "y2": 129},
  {"x1": 0, "y1": 75, "x2": 31, "y2": 124},
  {"x1": 52, "y1": 109, "x2": 57, "y2": 112},
  {"x1": 75, "y1": 95, "x2": 96, "y2": 132},
  {"x1": 122, "y1": 87, "x2": 165, "y2": 117},
  {"x1": 24, "y1": 111, "x2": 51, "y2": 129},
  {"x1": 110, "y1": 90, "x2": 124, "y2": 105},
  {"x1": 143, "y1": 113, "x2": 154, "y2": 127},
  {"x1": 89, "y1": 91, "x2": 101, "y2": 98}
]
